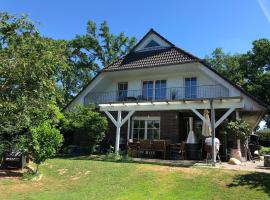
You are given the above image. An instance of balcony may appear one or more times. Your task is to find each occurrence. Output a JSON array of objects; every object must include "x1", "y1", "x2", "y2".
[{"x1": 84, "y1": 85, "x2": 229, "y2": 105}]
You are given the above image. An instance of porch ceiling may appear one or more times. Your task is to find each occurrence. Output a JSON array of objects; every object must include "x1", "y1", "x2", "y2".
[{"x1": 99, "y1": 96, "x2": 243, "y2": 112}]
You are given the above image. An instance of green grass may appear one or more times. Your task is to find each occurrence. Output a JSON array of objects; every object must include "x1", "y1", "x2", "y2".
[{"x1": 0, "y1": 157, "x2": 270, "y2": 200}]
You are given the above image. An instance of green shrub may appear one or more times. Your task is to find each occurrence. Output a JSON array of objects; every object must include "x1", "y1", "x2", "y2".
[
  {"x1": 224, "y1": 119, "x2": 251, "y2": 140},
  {"x1": 63, "y1": 105, "x2": 108, "y2": 154},
  {"x1": 257, "y1": 128, "x2": 270, "y2": 141},
  {"x1": 259, "y1": 146, "x2": 270, "y2": 156},
  {"x1": 19, "y1": 122, "x2": 63, "y2": 173}
]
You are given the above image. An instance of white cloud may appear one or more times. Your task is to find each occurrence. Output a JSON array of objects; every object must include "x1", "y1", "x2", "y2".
[{"x1": 258, "y1": 0, "x2": 270, "y2": 25}]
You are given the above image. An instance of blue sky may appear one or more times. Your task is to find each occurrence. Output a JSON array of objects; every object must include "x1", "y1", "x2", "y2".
[{"x1": 1, "y1": 0, "x2": 270, "y2": 58}]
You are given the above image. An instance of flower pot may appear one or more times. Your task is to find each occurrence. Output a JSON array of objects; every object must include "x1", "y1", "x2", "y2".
[{"x1": 230, "y1": 148, "x2": 242, "y2": 161}]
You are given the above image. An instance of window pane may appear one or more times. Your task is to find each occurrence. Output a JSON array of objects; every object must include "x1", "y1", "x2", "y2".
[
  {"x1": 140, "y1": 120, "x2": 145, "y2": 128},
  {"x1": 134, "y1": 120, "x2": 139, "y2": 128},
  {"x1": 145, "y1": 40, "x2": 160, "y2": 48},
  {"x1": 139, "y1": 129, "x2": 145, "y2": 139},
  {"x1": 185, "y1": 78, "x2": 197, "y2": 98},
  {"x1": 155, "y1": 80, "x2": 166, "y2": 100},
  {"x1": 154, "y1": 121, "x2": 160, "y2": 129},
  {"x1": 160, "y1": 88, "x2": 166, "y2": 99},
  {"x1": 155, "y1": 89, "x2": 161, "y2": 99},
  {"x1": 118, "y1": 82, "x2": 128, "y2": 100},
  {"x1": 153, "y1": 129, "x2": 160, "y2": 139},
  {"x1": 142, "y1": 81, "x2": 153, "y2": 100},
  {"x1": 191, "y1": 78, "x2": 197, "y2": 86},
  {"x1": 155, "y1": 80, "x2": 160, "y2": 89},
  {"x1": 133, "y1": 129, "x2": 138, "y2": 139},
  {"x1": 147, "y1": 129, "x2": 153, "y2": 140},
  {"x1": 161, "y1": 80, "x2": 166, "y2": 88},
  {"x1": 147, "y1": 120, "x2": 154, "y2": 129}
]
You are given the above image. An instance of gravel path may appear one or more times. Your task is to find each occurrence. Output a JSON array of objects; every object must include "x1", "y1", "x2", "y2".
[{"x1": 219, "y1": 160, "x2": 270, "y2": 173}]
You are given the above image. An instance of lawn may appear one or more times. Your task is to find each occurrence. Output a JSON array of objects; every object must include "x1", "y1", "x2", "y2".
[{"x1": 0, "y1": 157, "x2": 270, "y2": 200}]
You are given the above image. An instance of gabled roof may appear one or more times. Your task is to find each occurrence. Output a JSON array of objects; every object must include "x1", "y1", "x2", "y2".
[{"x1": 103, "y1": 28, "x2": 199, "y2": 71}]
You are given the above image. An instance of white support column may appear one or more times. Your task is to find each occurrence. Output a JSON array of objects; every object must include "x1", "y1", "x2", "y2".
[
  {"x1": 104, "y1": 110, "x2": 118, "y2": 126},
  {"x1": 191, "y1": 108, "x2": 211, "y2": 127},
  {"x1": 120, "y1": 111, "x2": 135, "y2": 126},
  {"x1": 210, "y1": 99, "x2": 216, "y2": 166},
  {"x1": 103, "y1": 110, "x2": 134, "y2": 154},
  {"x1": 126, "y1": 118, "x2": 131, "y2": 145},
  {"x1": 236, "y1": 110, "x2": 241, "y2": 150},
  {"x1": 115, "y1": 111, "x2": 122, "y2": 153},
  {"x1": 215, "y1": 108, "x2": 235, "y2": 128}
]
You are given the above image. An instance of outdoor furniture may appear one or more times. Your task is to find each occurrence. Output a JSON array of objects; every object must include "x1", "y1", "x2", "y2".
[
  {"x1": 139, "y1": 140, "x2": 152, "y2": 158},
  {"x1": 125, "y1": 96, "x2": 137, "y2": 101},
  {"x1": 170, "y1": 142, "x2": 186, "y2": 160},
  {"x1": 205, "y1": 145, "x2": 221, "y2": 164},
  {"x1": 186, "y1": 143, "x2": 202, "y2": 160},
  {"x1": 264, "y1": 155, "x2": 270, "y2": 167},
  {"x1": 152, "y1": 140, "x2": 167, "y2": 159},
  {"x1": 127, "y1": 140, "x2": 139, "y2": 157},
  {"x1": 2, "y1": 150, "x2": 26, "y2": 169}
]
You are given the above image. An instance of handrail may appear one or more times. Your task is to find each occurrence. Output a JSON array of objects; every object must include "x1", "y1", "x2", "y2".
[{"x1": 84, "y1": 85, "x2": 229, "y2": 105}]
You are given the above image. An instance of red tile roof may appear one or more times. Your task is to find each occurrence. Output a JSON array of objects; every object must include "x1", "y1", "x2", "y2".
[{"x1": 104, "y1": 47, "x2": 198, "y2": 71}]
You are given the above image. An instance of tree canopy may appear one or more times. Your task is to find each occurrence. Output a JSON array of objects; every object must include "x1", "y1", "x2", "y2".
[
  {"x1": 0, "y1": 13, "x2": 67, "y2": 147},
  {"x1": 206, "y1": 39, "x2": 270, "y2": 127},
  {"x1": 57, "y1": 21, "x2": 136, "y2": 106}
]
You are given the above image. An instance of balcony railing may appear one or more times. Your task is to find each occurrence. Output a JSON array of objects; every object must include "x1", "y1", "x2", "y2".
[{"x1": 84, "y1": 85, "x2": 229, "y2": 105}]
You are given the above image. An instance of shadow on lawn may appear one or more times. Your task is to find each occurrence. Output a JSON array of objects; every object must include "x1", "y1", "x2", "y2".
[
  {"x1": 0, "y1": 169, "x2": 23, "y2": 179},
  {"x1": 227, "y1": 172, "x2": 270, "y2": 196},
  {"x1": 58, "y1": 155, "x2": 196, "y2": 168}
]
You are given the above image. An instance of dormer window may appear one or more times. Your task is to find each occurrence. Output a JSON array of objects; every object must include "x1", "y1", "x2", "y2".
[{"x1": 144, "y1": 40, "x2": 160, "y2": 48}]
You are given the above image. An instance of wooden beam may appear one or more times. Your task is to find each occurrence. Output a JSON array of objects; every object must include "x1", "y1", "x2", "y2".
[
  {"x1": 104, "y1": 110, "x2": 118, "y2": 126},
  {"x1": 100, "y1": 100, "x2": 243, "y2": 112},
  {"x1": 191, "y1": 108, "x2": 211, "y2": 127},
  {"x1": 120, "y1": 111, "x2": 135, "y2": 126},
  {"x1": 215, "y1": 108, "x2": 235, "y2": 128}
]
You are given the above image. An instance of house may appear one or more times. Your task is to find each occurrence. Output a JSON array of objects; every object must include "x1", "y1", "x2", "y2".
[{"x1": 64, "y1": 29, "x2": 268, "y2": 162}]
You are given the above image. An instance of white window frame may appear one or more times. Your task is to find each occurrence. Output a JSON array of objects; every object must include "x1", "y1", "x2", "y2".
[
  {"x1": 141, "y1": 80, "x2": 167, "y2": 100},
  {"x1": 184, "y1": 77, "x2": 197, "y2": 98},
  {"x1": 131, "y1": 116, "x2": 160, "y2": 140}
]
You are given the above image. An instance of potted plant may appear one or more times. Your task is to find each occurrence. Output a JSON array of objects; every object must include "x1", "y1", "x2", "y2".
[{"x1": 224, "y1": 119, "x2": 251, "y2": 161}]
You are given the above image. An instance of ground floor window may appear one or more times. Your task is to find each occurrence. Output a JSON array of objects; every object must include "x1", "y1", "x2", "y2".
[{"x1": 132, "y1": 117, "x2": 160, "y2": 140}]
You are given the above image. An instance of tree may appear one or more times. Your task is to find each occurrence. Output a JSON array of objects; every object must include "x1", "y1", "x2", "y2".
[
  {"x1": 206, "y1": 39, "x2": 270, "y2": 127},
  {"x1": 0, "y1": 13, "x2": 68, "y2": 153},
  {"x1": 224, "y1": 119, "x2": 251, "y2": 141},
  {"x1": 19, "y1": 122, "x2": 63, "y2": 173},
  {"x1": 57, "y1": 21, "x2": 136, "y2": 105},
  {"x1": 63, "y1": 105, "x2": 108, "y2": 153}
]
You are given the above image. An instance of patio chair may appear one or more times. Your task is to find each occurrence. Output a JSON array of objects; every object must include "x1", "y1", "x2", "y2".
[
  {"x1": 170, "y1": 141, "x2": 186, "y2": 160},
  {"x1": 139, "y1": 140, "x2": 152, "y2": 158},
  {"x1": 152, "y1": 140, "x2": 166, "y2": 159}
]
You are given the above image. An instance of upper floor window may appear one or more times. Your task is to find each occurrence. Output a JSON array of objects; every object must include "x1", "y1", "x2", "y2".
[
  {"x1": 185, "y1": 77, "x2": 197, "y2": 98},
  {"x1": 144, "y1": 40, "x2": 160, "y2": 48},
  {"x1": 142, "y1": 80, "x2": 166, "y2": 100},
  {"x1": 142, "y1": 81, "x2": 154, "y2": 100},
  {"x1": 155, "y1": 80, "x2": 167, "y2": 100},
  {"x1": 118, "y1": 82, "x2": 128, "y2": 101}
]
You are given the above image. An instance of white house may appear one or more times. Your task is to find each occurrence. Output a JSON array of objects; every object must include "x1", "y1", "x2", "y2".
[{"x1": 64, "y1": 29, "x2": 268, "y2": 163}]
